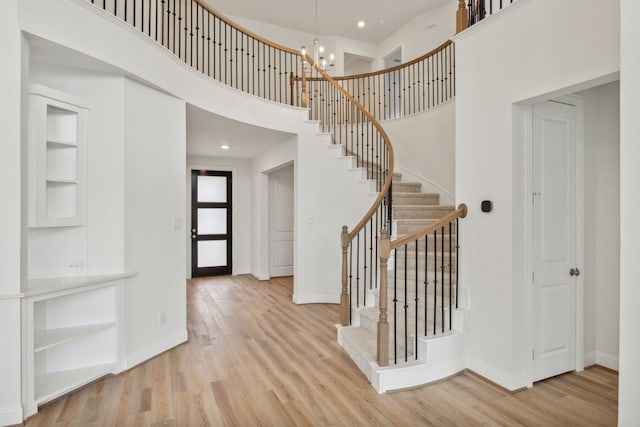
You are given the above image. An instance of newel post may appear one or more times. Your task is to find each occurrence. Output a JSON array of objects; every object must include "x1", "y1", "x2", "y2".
[
  {"x1": 456, "y1": 0, "x2": 469, "y2": 33},
  {"x1": 340, "y1": 226, "x2": 350, "y2": 326},
  {"x1": 377, "y1": 229, "x2": 390, "y2": 367}
]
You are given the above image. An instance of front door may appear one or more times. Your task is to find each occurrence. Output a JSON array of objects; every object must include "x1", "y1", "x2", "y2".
[
  {"x1": 532, "y1": 99, "x2": 578, "y2": 382},
  {"x1": 191, "y1": 170, "x2": 232, "y2": 277}
]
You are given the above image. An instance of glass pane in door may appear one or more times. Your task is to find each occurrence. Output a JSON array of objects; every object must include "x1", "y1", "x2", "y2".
[
  {"x1": 197, "y1": 208, "x2": 227, "y2": 235},
  {"x1": 197, "y1": 175, "x2": 227, "y2": 202},
  {"x1": 197, "y1": 240, "x2": 227, "y2": 268}
]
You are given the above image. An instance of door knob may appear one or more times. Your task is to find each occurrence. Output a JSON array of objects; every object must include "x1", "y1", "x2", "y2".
[{"x1": 570, "y1": 268, "x2": 580, "y2": 277}]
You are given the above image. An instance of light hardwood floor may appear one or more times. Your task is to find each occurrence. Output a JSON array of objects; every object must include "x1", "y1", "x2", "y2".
[{"x1": 21, "y1": 275, "x2": 617, "y2": 426}]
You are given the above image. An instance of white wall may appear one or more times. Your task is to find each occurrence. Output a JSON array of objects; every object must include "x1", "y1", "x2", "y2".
[
  {"x1": 186, "y1": 155, "x2": 252, "y2": 276},
  {"x1": 0, "y1": 0, "x2": 25, "y2": 422},
  {"x1": 28, "y1": 65, "x2": 127, "y2": 277},
  {"x1": 619, "y1": 0, "x2": 640, "y2": 423},
  {"x1": 375, "y1": 0, "x2": 457, "y2": 66},
  {"x1": 293, "y1": 128, "x2": 378, "y2": 303},
  {"x1": 123, "y1": 78, "x2": 187, "y2": 368},
  {"x1": 580, "y1": 81, "x2": 620, "y2": 370},
  {"x1": 382, "y1": 101, "x2": 455, "y2": 204},
  {"x1": 454, "y1": 0, "x2": 619, "y2": 389}
]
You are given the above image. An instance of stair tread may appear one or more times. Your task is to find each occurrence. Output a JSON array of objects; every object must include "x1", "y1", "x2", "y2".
[
  {"x1": 395, "y1": 218, "x2": 456, "y2": 223},
  {"x1": 393, "y1": 203, "x2": 456, "y2": 211},
  {"x1": 393, "y1": 193, "x2": 441, "y2": 197}
]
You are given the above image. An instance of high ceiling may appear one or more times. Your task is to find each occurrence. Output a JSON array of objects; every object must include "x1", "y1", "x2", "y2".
[{"x1": 201, "y1": 0, "x2": 450, "y2": 43}]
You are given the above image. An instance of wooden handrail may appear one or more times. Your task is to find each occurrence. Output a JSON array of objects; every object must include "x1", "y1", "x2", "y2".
[
  {"x1": 304, "y1": 55, "x2": 395, "y2": 242},
  {"x1": 189, "y1": 0, "x2": 301, "y2": 56},
  {"x1": 308, "y1": 51, "x2": 395, "y2": 327},
  {"x1": 377, "y1": 203, "x2": 467, "y2": 366},
  {"x1": 294, "y1": 40, "x2": 453, "y2": 82},
  {"x1": 390, "y1": 204, "x2": 467, "y2": 250}
]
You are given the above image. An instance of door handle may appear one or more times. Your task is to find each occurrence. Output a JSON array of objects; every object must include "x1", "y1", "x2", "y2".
[{"x1": 570, "y1": 267, "x2": 580, "y2": 277}]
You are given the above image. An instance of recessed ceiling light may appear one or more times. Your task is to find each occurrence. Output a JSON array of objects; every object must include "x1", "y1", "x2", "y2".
[
  {"x1": 357, "y1": 20, "x2": 366, "y2": 28},
  {"x1": 220, "y1": 144, "x2": 230, "y2": 150}
]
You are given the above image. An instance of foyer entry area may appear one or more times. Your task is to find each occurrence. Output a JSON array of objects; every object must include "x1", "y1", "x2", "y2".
[{"x1": 21, "y1": 275, "x2": 617, "y2": 426}]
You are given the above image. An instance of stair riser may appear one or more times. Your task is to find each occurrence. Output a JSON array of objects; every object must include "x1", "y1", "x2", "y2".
[
  {"x1": 360, "y1": 316, "x2": 450, "y2": 343},
  {"x1": 393, "y1": 195, "x2": 441, "y2": 206},
  {"x1": 395, "y1": 222, "x2": 457, "y2": 235},
  {"x1": 391, "y1": 238, "x2": 458, "y2": 252},
  {"x1": 387, "y1": 269, "x2": 457, "y2": 281},
  {"x1": 390, "y1": 253, "x2": 457, "y2": 269},
  {"x1": 393, "y1": 206, "x2": 455, "y2": 219},
  {"x1": 359, "y1": 302, "x2": 454, "y2": 323},
  {"x1": 388, "y1": 263, "x2": 456, "y2": 274},
  {"x1": 393, "y1": 183, "x2": 422, "y2": 193}
]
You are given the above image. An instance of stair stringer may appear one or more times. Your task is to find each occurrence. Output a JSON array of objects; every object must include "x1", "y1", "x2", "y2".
[
  {"x1": 293, "y1": 121, "x2": 381, "y2": 303},
  {"x1": 370, "y1": 330, "x2": 466, "y2": 393}
]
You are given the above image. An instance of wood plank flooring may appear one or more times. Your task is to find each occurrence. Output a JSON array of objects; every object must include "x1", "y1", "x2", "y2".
[{"x1": 22, "y1": 275, "x2": 618, "y2": 426}]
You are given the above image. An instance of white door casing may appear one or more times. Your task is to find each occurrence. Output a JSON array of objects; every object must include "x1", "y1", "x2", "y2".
[
  {"x1": 269, "y1": 170, "x2": 294, "y2": 277},
  {"x1": 532, "y1": 99, "x2": 578, "y2": 382}
]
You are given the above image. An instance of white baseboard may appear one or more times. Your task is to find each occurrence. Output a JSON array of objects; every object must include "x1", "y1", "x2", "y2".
[
  {"x1": 292, "y1": 294, "x2": 340, "y2": 304},
  {"x1": 123, "y1": 330, "x2": 188, "y2": 371},
  {"x1": 251, "y1": 273, "x2": 270, "y2": 281},
  {"x1": 583, "y1": 351, "x2": 618, "y2": 371},
  {"x1": 466, "y1": 356, "x2": 527, "y2": 391},
  {"x1": 584, "y1": 351, "x2": 596, "y2": 367},
  {"x1": 595, "y1": 351, "x2": 619, "y2": 371},
  {"x1": 0, "y1": 405, "x2": 23, "y2": 426}
]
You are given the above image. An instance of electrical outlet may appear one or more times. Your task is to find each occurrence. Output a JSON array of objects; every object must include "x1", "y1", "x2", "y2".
[{"x1": 159, "y1": 312, "x2": 167, "y2": 326}]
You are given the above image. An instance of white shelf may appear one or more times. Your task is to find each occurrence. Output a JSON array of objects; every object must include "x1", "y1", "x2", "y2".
[
  {"x1": 28, "y1": 85, "x2": 87, "y2": 228},
  {"x1": 34, "y1": 322, "x2": 116, "y2": 353},
  {"x1": 21, "y1": 272, "x2": 135, "y2": 299},
  {"x1": 34, "y1": 363, "x2": 116, "y2": 404}
]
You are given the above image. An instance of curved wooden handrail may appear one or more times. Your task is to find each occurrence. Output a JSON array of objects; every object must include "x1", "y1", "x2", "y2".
[
  {"x1": 190, "y1": 0, "x2": 301, "y2": 56},
  {"x1": 390, "y1": 203, "x2": 467, "y2": 250},
  {"x1": 305, "y1": 54, "x2": 395, "y2": 242},
  {"x1": 296, "y1": 40, "x2": 452, "y2": 82}
]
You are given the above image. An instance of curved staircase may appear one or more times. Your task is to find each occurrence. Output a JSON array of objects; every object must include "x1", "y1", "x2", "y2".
[{"x1": 338, "y1": 174, "x2": 466, "y2": 393}]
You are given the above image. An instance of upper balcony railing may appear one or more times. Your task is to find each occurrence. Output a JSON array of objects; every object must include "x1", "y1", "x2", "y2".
[
  {"x1": 87, "y1": 0, "x2": 303, "y2": 104},
  {"x1": 294, "y1": 41, "x2": 455, "y2": 123},
  {"x1": 457, "y1": 0, "x2": 517, "y2": 32}
]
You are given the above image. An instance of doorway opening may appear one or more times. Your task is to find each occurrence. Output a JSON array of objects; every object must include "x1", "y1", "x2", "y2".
[
  {"x1": 524, "y1": 79, "x2": 621, "y2": 384},
  {"x1": 190, "y1": 170, "x2": 232, "y2": 277},
  {"x1": 269, "y1": 165, "x2": 294, "y2": 277}
]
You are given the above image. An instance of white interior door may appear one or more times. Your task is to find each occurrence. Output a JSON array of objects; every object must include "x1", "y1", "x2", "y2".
[
  {"x1": 269, "y1": 169, "x2": 294, "y2": 277},
  {"x1": 532, "y1": 100, "x2": 578, "y2": 382}
]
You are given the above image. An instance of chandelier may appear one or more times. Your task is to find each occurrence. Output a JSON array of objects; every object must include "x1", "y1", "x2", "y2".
[{"x1": 301, "y1": 0, "x2": 335, "y2": 70}]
